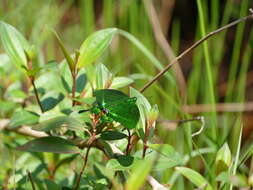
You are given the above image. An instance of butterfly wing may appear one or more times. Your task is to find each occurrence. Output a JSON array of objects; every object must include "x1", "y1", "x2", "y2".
[
  {"x1": 94, "y1": 89, "x2": 140, "y2": 129},
  {"x1": 105, "y1": 98, "x2": 140, "y2": 129}
]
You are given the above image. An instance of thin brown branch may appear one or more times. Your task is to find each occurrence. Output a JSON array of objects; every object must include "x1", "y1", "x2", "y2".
[
  {"x1": 73, "y1": 147, "x2": 91, "y2": 190},
  {"x1": 0, "y1": 119, "x2": 48, "y2": 138},
  {"x1": 182, "y1": 102, "x2": 253, "y2": 114},
  {"x1": 140, "y1": 11, "x2": 253, "y2": 93},
  {"x1": 143, "y1": 0, "x2": 187, "y2": 99}
]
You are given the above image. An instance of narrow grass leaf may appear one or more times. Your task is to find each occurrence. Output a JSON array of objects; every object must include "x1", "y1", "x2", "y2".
[{"x1": 176, "y1": 167, "x2": 213, "y2": 190}]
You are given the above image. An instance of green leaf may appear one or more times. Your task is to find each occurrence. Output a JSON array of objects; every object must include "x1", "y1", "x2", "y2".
[
  {"x1": 111, "y1": 77, "x2": 134, "y2": 89},
  {"x1": 9, "y1": 110, "x2": 39, "y2": 129},
  {"x1": 45, "y1": 179, "x2": 61, "y2": 190},
  {"x1": 32, "y1": 116, "x2": 84, "y2": 132},
  {"x1": 17, "y1": 136, "x2": 80, "y2": 154},
  {"x1": 176, "y1": 167, "x2": 213, "y2": 190},
  {"x1": 41, "y1": 92, "x2": 64, "y2": 112},
  {"x1": 146, "y1": 144, "x2": 183, "y2": 170},
  {"x1": 0, "y1": 21, "x2": 30, "y2": 68},
  {"x1": 117, "y1": 155, "x2": 134, "y2": 167},
  {"x1": 130, "y1": 87, "x2": 151, "y2": 134},
  {"x1": 52, "y1": 30, "x2": 75, "y2": 71},
  {"x1": 125, "y1": 159, "x2": 153, "y2": 190},
  {"x1": 100, "y1": 131, "x2": 128, "y2": 140},
  {"x1": 77, "y1": 28, "x2": 117, "y2": 68},
  {"x1": 106, "y1": 156, "x2": 137, "y2": 171},
  {"x1": 96, "y1": 64, "x2": 113, "y2": 89},
  {"x1": 76, "y1": 73, "x2": 87, "y2": 93}
]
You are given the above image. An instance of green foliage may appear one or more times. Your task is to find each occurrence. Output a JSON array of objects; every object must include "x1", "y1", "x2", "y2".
[{"x1": 0, "y1": 1, "x2": 252, "y2": 189}]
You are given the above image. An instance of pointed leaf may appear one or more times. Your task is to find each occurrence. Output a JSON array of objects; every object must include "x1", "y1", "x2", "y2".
[
  {"x1": 17, "y1": 136, "x2": 80, "y2": 154},
  {"x1": 125, "y1": 159, "x2": 153, "y2": 190},
  {"x1": 215, "y1": 143, "x2": 232, "y2": 174},
  {"x1": 77, "y1": 28, "x2": 117, "y2": 68},
  {"x1": 96, "y1": 64, "x2": 113, "y2": 89},
  {"x1": 32, "y1": 116, "x2": 84, "y2": 132},
  {"x1": 41, "y1": 92, "x2": 64, "y2": 112},
  {"x1": 53, "y1": 30, "x2": 74, "y2": 70},
  {"x1": 9, "y1": 110, "x2": 39, "y2": 129},
  {"x1": 147, "y1": 144, "x2": 183, "y2": 170},
  {"x1": 100, "y1": 131, "x2": 128, "y2": 140},
  {"x1": 111, "y1": 77, "x2": 134, "y2": 89},
  {"x1": 0, "y1": 21, "x2": 30, "y2": 68},
  {"x1": 176, "y1": 167, "x2": 213, "y2": 190}
]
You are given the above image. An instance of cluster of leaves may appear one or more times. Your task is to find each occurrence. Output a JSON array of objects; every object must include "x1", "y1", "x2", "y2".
[
  {"x1": 1, "y1": 20, "x2": 252, "y2": 190},
  {"x1": 0, "y1": 21, "x2": 183, "y2": 189}
]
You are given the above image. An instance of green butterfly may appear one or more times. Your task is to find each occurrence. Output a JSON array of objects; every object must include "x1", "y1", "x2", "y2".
[{"x1": 79, "y1": 89, "x2": 140, "y2": 129}]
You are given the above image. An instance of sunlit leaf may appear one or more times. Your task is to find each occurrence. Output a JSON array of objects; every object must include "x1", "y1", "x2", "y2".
[
  {"x1": 146, "y1": 144, "x2": 183, "y2": 170},
  {"x1": 111, "y1": 77, "x2": 134, "y2": 89},
  {"x1": 77, "y1": 28, "x2": 117, "y2": 68},
  {"x1": 176, "y1": 167, "x2": 213, "y2": 190},
  {"x1": 130, "y1": 87, "x2": 151, "y2": 135},
  {"x1": 215, "y1": 143, "x2": 232, "y2": 174},
  {"x1": 125, "y1": 159, "x2": 153, "y2": 190},
  {"x1": 0, "y1": 21, "x2": 30, "y2": 68},
  {"x1": 96, "y1": 64, "x2": 113, "y2": 89}
]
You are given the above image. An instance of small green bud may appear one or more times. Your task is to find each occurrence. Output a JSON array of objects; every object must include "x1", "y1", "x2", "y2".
[
  {"x1": 25, "y1": 45, "x2": 36, "y2": 61},
  {"x1": 215, "y1": 143, "x2": 232, "y2": 174}
]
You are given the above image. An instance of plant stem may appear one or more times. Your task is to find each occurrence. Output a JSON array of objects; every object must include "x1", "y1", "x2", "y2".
[
  {"x1": 30, "y1": 77, "x2": 44, "y2": 113},
  {"x1": 27, "y1": 170, "x2": 36, "y2": 190},
  {"x1": 140, "y1": 11, "x2": 253, "y2": 93},
  {"x1": 72, "y1": 71, "x2": 77, "y2": 106},
  {"x1": 73, "y1": 147, "x2": 91, "y2": 190},
  {"x1": 125, "y1": 129, "x2": 131, "y2": 155},
  {"x1": 142, "y1": 123, "x2": 149, "y2": 158}
]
